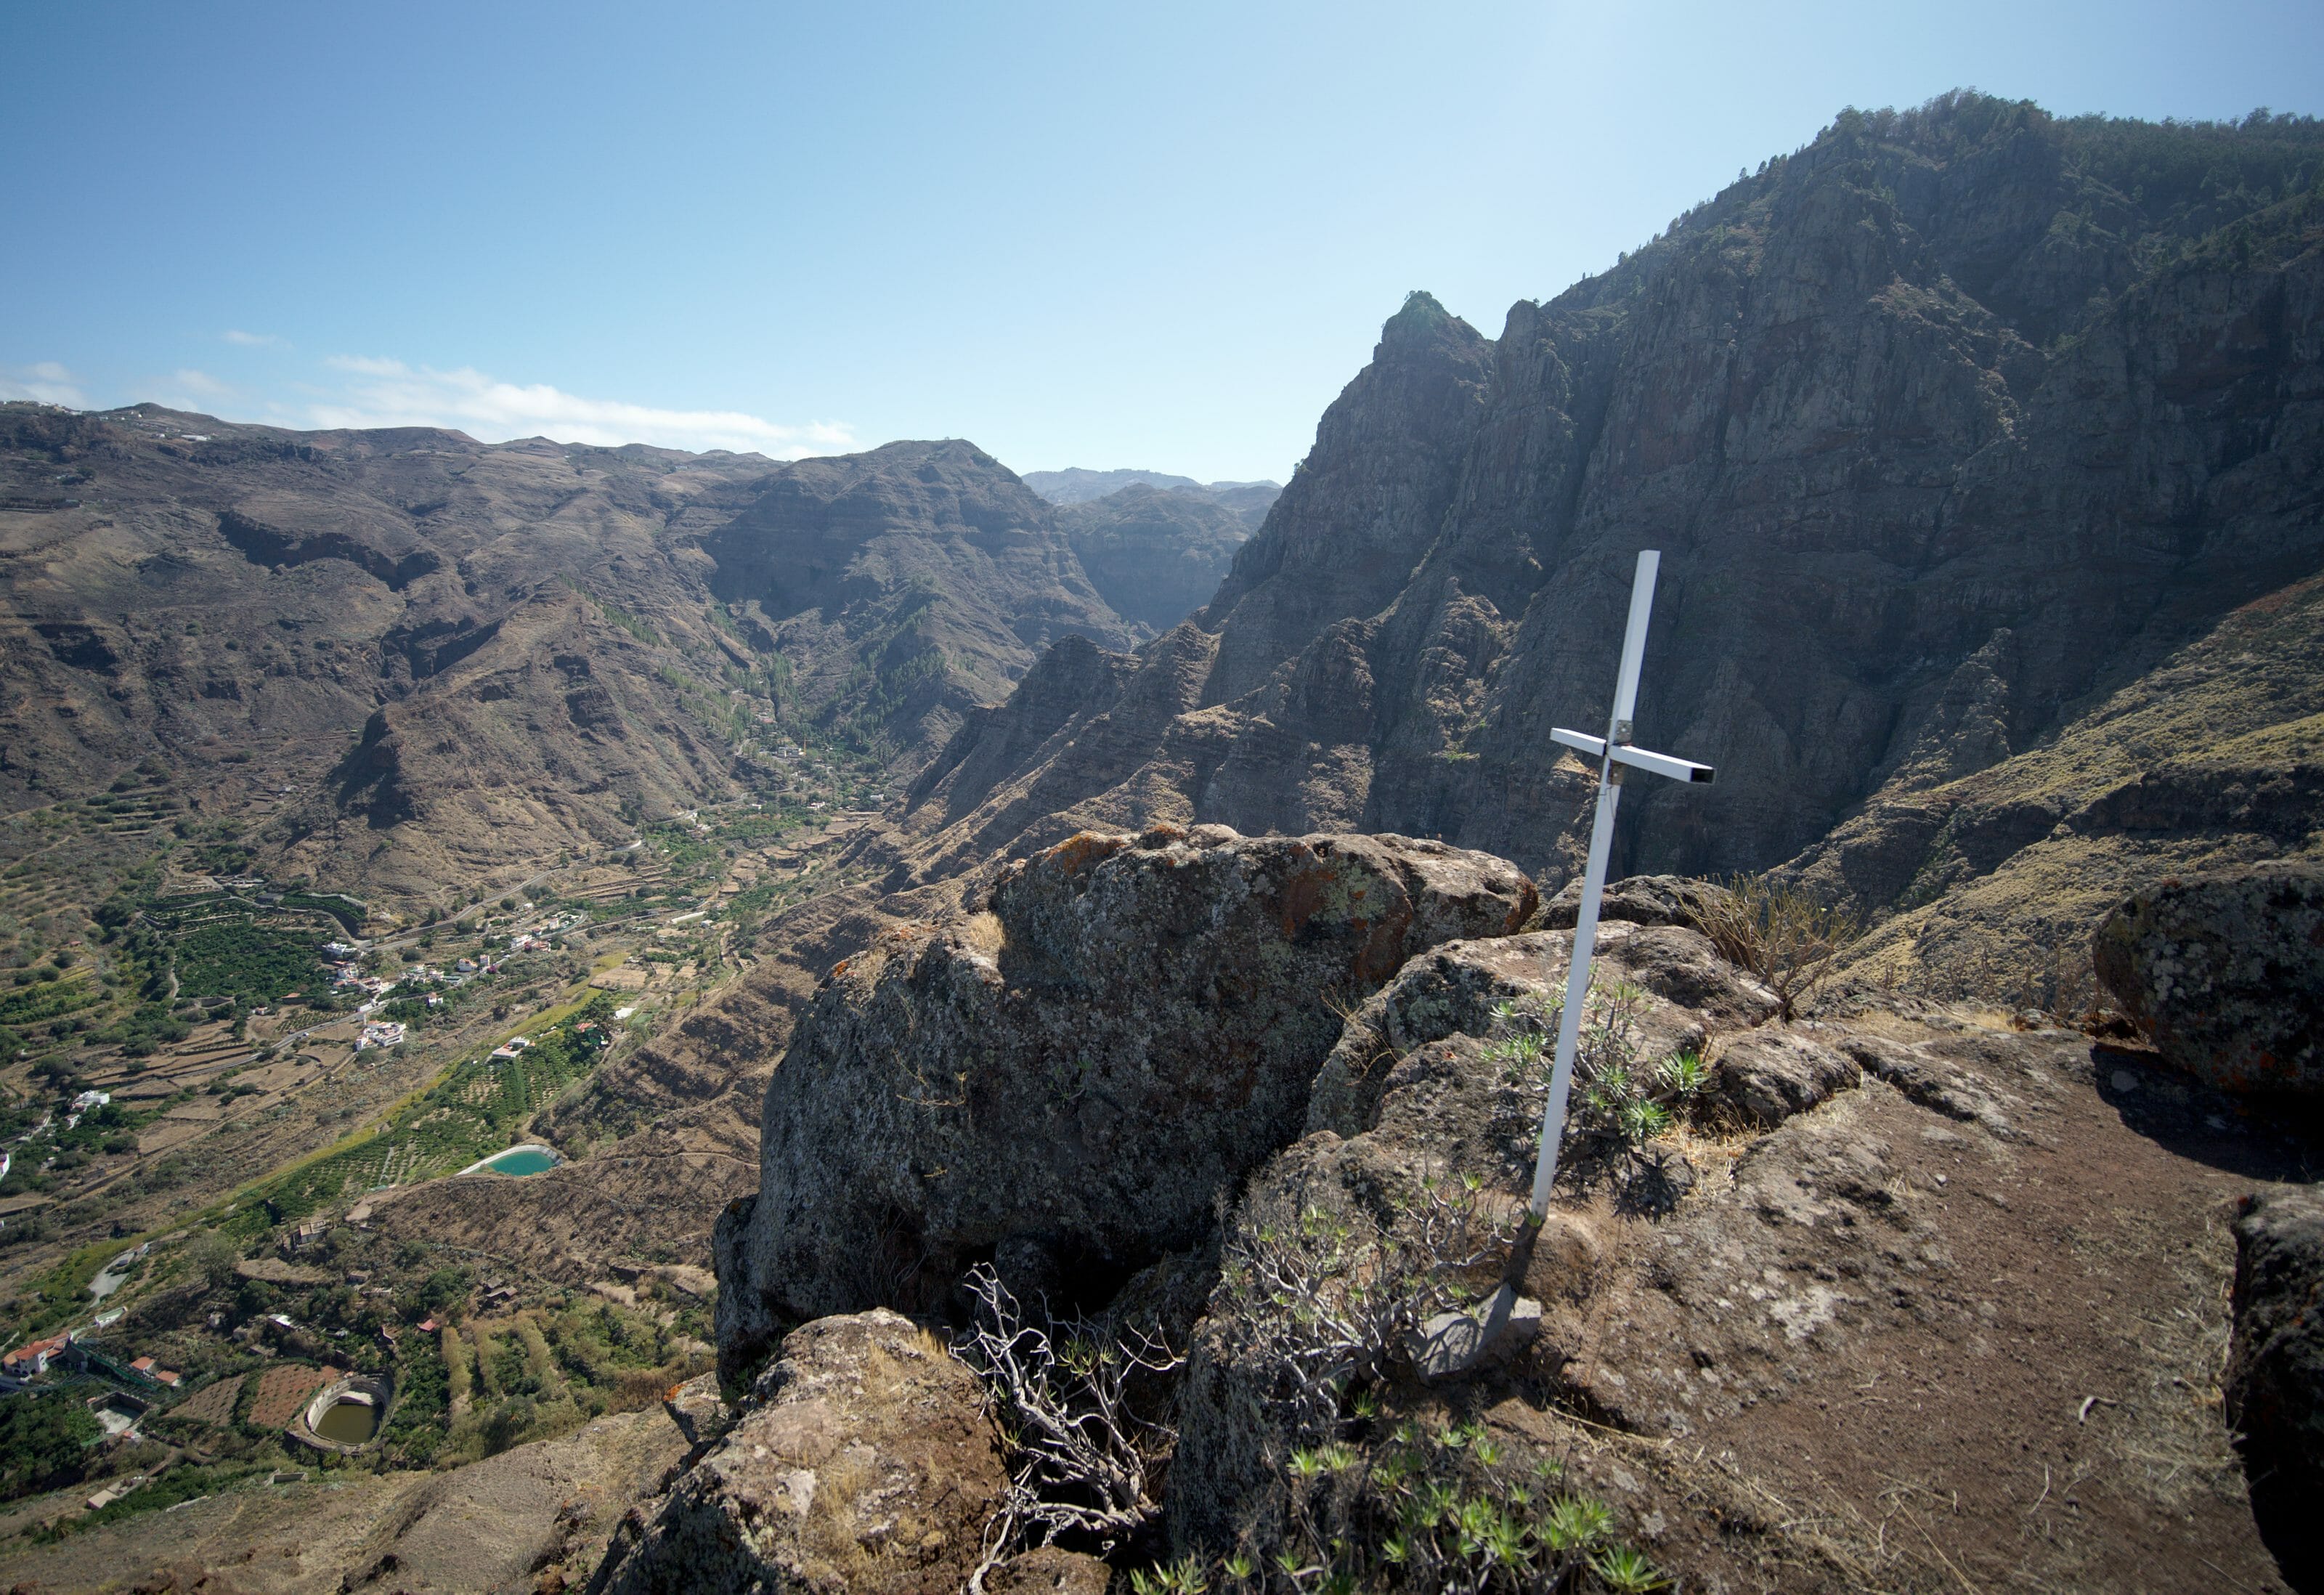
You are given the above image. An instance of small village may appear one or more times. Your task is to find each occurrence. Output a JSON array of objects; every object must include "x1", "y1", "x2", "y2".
[{"x1": 0, "y1": 756, "x2": 892, "y2": 1534}]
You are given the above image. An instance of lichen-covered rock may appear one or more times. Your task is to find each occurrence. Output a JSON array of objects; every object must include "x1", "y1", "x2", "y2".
[
  {"x1": 1535, "y1": 873, "x2": 1737, "y2": 934},
  {"x1": 1713, "y1": 1029, "x2": 1860, "y2": 1127},
  {"x1": 592, "y1": 1310, "x2": 1002, "y2": 1595},
  {"x1": 1306, "y1": 922, "x2": 1771, "y2": 1136},
  {"x1": 660, "y1": 1371, "x2": 731, "y2": 1451},
  {"x1": 1174, "y1": 926, "x2": 1774, "y2": 1553},
  {"x1": 2094, "y1": 863, "x2": 2324, "y2": 1097},
  {"x1": 2227, "y1": 1186, "x2": 2324, "y2": 1591},
  {"x1": 716, "y1": 827, "x2": 1535, "y2": 1379}
]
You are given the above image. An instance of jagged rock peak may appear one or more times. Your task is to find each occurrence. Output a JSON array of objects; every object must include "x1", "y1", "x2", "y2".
[{"x1": 712, "y1": 823, "x2": 1537, "y2": 1380}]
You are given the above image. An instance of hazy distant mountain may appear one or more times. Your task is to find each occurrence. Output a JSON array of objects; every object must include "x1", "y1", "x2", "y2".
[
  {"x1": 1054, "y1": 483, "x2": 1251, "y2": 637},
  {"x1": 1022, "y1": 466, "x2": 1280, "y2": 528}
]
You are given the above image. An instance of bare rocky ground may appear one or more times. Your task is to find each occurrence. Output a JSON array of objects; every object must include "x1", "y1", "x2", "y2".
[
  {"x1": 0, "y1": 1405, "x2": 685, "y2": 1594},
  {"x1": 1522, "y1": 1020, "x2": 2308, "y2": 1594},
  {"x1": 596, "y1": 834, "x2": 2319, "y2": 1595}
]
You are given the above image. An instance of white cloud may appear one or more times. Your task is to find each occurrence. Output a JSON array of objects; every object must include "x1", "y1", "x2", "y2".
[
  {"x1": 296, "y1": 357, "x2": 853, "y2": 458},
  {"x1": 171, "y1": 368, "x2": 230, "y2": 397},
  {"x1": 0, "y1": 362, "x2": 87, "y2": 407},
  {"x1": 325, "y1": 354, "x2": 405, "y2": 377},
  {"x1": 222, "y1": 329, "x2": 286, "y2": 347}
]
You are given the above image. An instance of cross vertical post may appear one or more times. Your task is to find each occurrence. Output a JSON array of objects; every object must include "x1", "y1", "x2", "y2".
[{"x1": 1528, "y1": 550, "x2": 1715, "y2": 1220}]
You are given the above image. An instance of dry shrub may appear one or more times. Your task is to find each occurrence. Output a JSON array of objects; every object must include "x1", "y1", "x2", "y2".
[{"x1": 1694, "y1": 874, "x2": 1861, "y2": 1020}]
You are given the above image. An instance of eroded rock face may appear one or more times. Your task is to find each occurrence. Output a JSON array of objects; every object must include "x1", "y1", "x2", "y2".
[
  {"x1": 592, "y1": 1310, "x2": 1003, "y2": 1595},
  {"x1": 1306, "y1": 922, "x2": 1773, "y2": 1137},
  {"x1": 2227, "y1": 1187, "x2": 2324, "y2": 1591},
  {"x1": 2094, "y1": 863, "x2": 2324, "y2": 1097},
  {"x1": 715, "y1": 827, "x2": 1535, "y2": 1379},
  {"x1": 1172, "y1": 925, "x2": 1773, "y2": 1551},
  {"x1": 1713, "y1": 1029, "x2": 1859, "y2": 1127},
  {"x1": 901, "y1": 101, "x2": 2324, "y2": 934}
]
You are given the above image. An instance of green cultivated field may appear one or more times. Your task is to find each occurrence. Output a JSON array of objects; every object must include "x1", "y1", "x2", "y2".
[{"x1": 249, "y1": 996, "x2": 618, "y2": 1223}]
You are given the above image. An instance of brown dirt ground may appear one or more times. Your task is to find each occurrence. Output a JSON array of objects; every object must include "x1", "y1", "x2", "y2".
[
  {"x1": 243, "y1": 1365, "x2": 334, "y2": 1432},
  {"x1": 1698, "y1": 1045, "x2": 2300, "y2": 1593},
  {"x1": 1474, "y1": 1023, "x2": 2318, "y2": 1594}
]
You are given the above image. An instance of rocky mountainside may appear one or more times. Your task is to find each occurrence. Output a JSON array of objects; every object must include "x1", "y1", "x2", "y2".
[
  {"x1": 0, "y1": 413, "x2": 1131, "y2": 903},
  {"x1": 898, "y1": 97, "x2": 2324, "y2": 997},
  {"x1": 1803, "y1": 570, "x2": 2324, "y2": 1002},
  {"x1": 1055, "y1": 482, "x2": 1254, "y2": 636},
  {"x1": 1021, "y1": 467, "x2": 1282, "y2": 527},
  {"x1": 698, "y1": 439, "x2": 1133, "y2": 762},
  {"x1": 607, "y1": 825, "x2": 2313, "y2": 1594}
]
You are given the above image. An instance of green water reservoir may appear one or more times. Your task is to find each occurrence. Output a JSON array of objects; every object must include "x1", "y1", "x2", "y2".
[{"x1": 478, "y1": 1146, "x2": 559, "y2": 1176}]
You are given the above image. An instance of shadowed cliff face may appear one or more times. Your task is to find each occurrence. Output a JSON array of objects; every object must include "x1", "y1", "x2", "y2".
[
  {"x1": 904, "y1": 97, "x2": 2324, "y2": 928},
  {"x1": 1055, "y1": 484, "x2": 1252, "y2": 637}
]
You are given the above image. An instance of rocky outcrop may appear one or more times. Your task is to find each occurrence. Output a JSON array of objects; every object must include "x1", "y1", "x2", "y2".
[
  {"x1": 1165, "y1": 928, "x2": 2294, "y2": 1589},
  {"x1": 1712, "y1": 1028, "x2": 1859, "y2": 1127},
  {"x1": 1305, "y1": 922, "x2": 1774, "y2": 1137},
  {"x1": 1173, "y1": 919, "x2": 1777, "y2": 1551},
  {"x1": 714, "y1": 826, "x2": 1535, "y2": 1380},
  {"x1": 1536, "y1": 872, "x2": 1737, "y2": 933},
  {"x1": 2228, "y1": 1187, "x2": 2324, "y2": 1593},
  {"x1": 593, "y1": 1310, "x2": 1003, "y2": 1595},
  {"x1": 2093, "y1": 863, "x2": 2324, "y2": 1097}
]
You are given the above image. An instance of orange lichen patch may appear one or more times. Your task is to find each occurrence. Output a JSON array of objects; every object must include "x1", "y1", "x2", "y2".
[
  {"x1": 1041, "y1": 830, "x2": 1134, "y2": 877},
  {"x1": 1277, "y1": 872, "x2": 1326, "y2": 941},
  {"x1": 246, "y1": 1364, "x2": 334, "y2": 1430}
]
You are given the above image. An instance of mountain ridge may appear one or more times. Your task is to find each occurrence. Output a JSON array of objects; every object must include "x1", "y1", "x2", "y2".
[{"x1": 887, "y1": 94, "x2": 2324, "y2": 1006}]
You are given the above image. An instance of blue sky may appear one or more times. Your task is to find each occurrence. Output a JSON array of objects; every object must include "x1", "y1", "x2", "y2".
[{"x1": 3, "y1": 1, "x2": 2317, "y2": 482}]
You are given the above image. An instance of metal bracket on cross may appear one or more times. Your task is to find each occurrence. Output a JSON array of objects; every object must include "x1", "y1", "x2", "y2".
[{"x1": 1527, "y1": 550, "x2": 1715, "y2": 1221}]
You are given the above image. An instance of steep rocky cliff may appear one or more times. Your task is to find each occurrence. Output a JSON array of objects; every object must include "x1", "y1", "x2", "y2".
[{"x1": 902, "y1": 98, "x2": 2324, "y2": 983}]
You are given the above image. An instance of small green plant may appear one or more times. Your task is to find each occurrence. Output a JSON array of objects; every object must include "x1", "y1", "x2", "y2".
[
  {"x1": 1657, "y1": 1049, "x2": 1708, "y2": 1096},
  {"x1": 1490, "y1": 978, "x2": 1699, "y2": 1150},
  {"x1": 1592, "y1": 1543, "x2": 1669, "y2": 1592},
  {"x1": 1127, "y1": 1557, "x2": 1210, "y2": 1595}
]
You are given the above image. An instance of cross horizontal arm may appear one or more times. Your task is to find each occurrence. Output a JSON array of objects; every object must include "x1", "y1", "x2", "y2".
[
  {"x1": 1550, "y1": 726, "x2": 1606, "y2": 758},
  {"x1": 1609, "y1": 744, "x2": 1715, "y2": 784}
]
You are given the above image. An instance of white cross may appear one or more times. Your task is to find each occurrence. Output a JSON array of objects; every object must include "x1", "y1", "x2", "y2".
[{"x1": 1527, "y1": 549, "x2": 1714, "y2": 1219}]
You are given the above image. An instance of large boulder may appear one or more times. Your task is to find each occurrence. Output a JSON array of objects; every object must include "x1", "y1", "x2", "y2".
[
  {"x1": 2094, "y1": 863, "x2": 2324, "y2": 1096},
  {"x1": 1174, "y1": 925, "x2": 1774, "y2": 1553},
  {"x1": 1535, "y1": 872, "x2": 1737, "y2": 933},
  {"x1": 591, "y1": 1310, "x2": 1004, "y2": 1595},
  {"x1": 1307, "y1": 922, "x2": 1773, "y2": 1136},
  {"x1": 716, "y1": 826, "x2": 1535, "y2": 1379},
  {"x1": 1713, "y1": 1029, "x2": 1859, "y2": 1127},
  {"x1": 2227, "y1": 1187, "x2": 2324, "y2": 1593}
]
